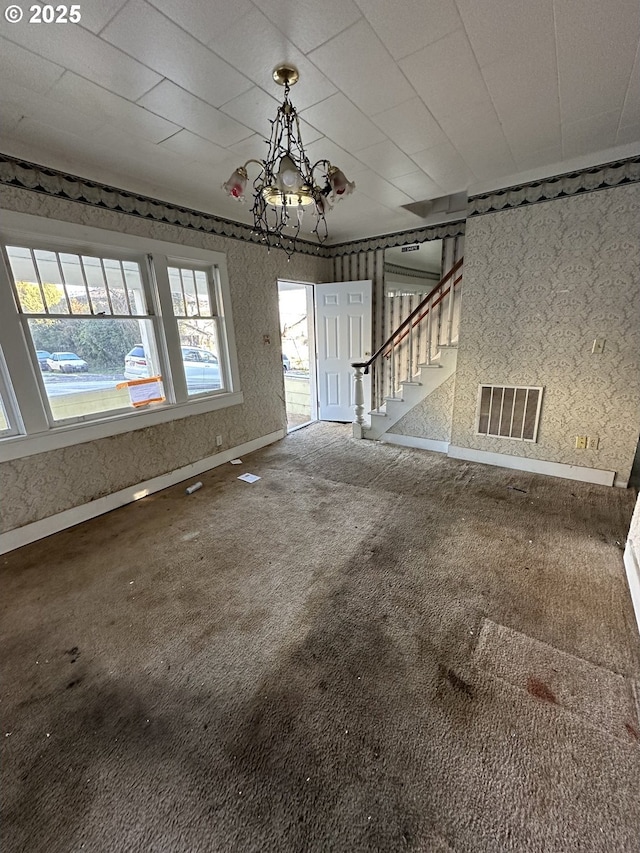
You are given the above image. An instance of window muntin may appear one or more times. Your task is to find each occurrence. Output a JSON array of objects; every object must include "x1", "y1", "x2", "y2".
[
  {"x1": 0, "y1": 230, "x2": 238, "y2": 447},
  {"x1": 168, "y1": 264, "x2": 225, "y2": 396},
  {"x1": 476, "y1": 385, "x2": 542, "y2": 442},
  {"x1": 7, "y1": 246, "x2": 164, "y2": 424}
]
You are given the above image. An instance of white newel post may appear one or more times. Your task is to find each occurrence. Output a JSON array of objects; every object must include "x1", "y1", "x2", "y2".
[{"x1": 353, "y1": 366, "x2": 365, "y2": 439}]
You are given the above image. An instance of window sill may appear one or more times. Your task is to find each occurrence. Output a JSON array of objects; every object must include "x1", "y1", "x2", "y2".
[{"x1": 0, "y1": 390, "x2": 244, "y2": 462}]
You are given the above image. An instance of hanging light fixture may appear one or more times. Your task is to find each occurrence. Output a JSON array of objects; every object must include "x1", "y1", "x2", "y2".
[{"x1": 222, "y1": 64, "x2": 355, "y2": 258}]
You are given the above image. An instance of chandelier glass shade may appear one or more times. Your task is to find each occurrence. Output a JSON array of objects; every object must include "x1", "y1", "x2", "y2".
[{"x1": 222, "y1": 65, "x2": 355, "y2": 257}]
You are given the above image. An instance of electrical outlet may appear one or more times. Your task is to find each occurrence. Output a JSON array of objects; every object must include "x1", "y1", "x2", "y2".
[
  {"x1": 575, "y1": 435, "x2": 587, "y2": 450},
  {"x1": 587, "y1": 435, "x2": 599, "y2": 450},
  {"x1": 216, "y1": 435, "x2": 223, "y2": 446},
  {"x1": 591, "y1": 338, "x2": 605, "y2": 354}
]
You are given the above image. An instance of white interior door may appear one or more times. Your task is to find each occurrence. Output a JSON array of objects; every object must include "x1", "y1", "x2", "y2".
[{"x1": 315, "y1": 280, "x2": 372, "y2": 422}]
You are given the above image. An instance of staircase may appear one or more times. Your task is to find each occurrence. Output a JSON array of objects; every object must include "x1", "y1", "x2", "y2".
[{"x1": 352, "y1": 258, "x2": 463, "y2": 443}]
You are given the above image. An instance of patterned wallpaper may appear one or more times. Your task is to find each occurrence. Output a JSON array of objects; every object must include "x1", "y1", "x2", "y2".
[
  {"x1": 450, "y1": 183, "x2": 640, "y2": 483},
  {"x1": 0, "y1": 187, "x2": 330, "y2": 532},
  {"x1": 388, "y1": 373, "x2": 455, "y2": 442}
]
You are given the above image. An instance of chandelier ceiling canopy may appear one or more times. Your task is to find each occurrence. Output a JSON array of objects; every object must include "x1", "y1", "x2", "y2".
[{"x1": 223, "y1": 64, "x2": 355, "y2": 258}]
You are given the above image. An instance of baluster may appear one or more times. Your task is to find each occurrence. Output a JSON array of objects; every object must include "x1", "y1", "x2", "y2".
[
  {"x1": 408, "y1": 320, "x2": 414, "y2": 381},
  {"x1": 353, "y1": 366, "x2": 365, "y2": 426},
  {"x1": 446, "y1": 276, "x2": 456, "y2": 345},
  {"x1": 426, "y1": 295, "x2": 433, "y2": 365},
  {"x1": 390, "y1": 339, "x2": 396, "y2": 397}
]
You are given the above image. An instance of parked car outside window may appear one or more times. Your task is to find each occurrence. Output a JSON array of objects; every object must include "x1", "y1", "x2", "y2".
[
  {"x1": 282, "y1": 353, "x2": 290, "y2": 371},
  {"x1": 47, "y1": 352, "x2": 88, "y2": 373},
  {"x1": 124, "y1": 345, "x2": 221, "y2": 391},
  {"x1": 36, "y1": 350, "x2": 52, "y2": 370}
]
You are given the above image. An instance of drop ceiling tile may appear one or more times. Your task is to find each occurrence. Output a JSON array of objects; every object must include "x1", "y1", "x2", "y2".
[
  {"x1": 80, "y1": 0, "x2": 128, "y2": 33},
  {"x1": 620, "y1": 44, "x2": 640, "y2": 128},
  {"x1": 411, "y1": 141, "x2": 476, "y2": 193},
  {"x1": 353, "y1": 140, "x2": 416, "y2": 179},
  {"x1": 301, "y1": 93, "x2": 385, "y2": 152},
  {"x1": 101, "y1": 0, "x2": 252, "y2": 108},
  {"x1": 389, "y1": 171, "x2": 443, "y2": 201},
  {"x1": 310, "y1": 19, "x2": 414, "y2": 115},
  {"x1": 456, "y1": 0, "x2": 554, "y2": 68},
  {"x1": 501, "y1": 108, "x2": 563, "y2": 159},
  {"x1": 355, "y1": 0, "x2": 461, "y2": 60},
  {"x1": 224, "y1": 134, "x2": 271, "y2": 161},
  {"x1": 438, "y1": 102, "x2": 503, "y2": 144},
  {"x1": 0, "y1": 82, "x2": 107, "y2": 138},
  {"x1": 371, "y1": 98, "x2": 447, "y2": 155},
  {"x1": 400, "y1": 30, "x2": 490, "y2": 122},
  {"x1": 562, "y1": 111, "x2": 620, "y2": 160},
  {"x1": 146, "y1": 0, "x2": 255, "y2": 45},
  {"x1": 0, "y1": 37, "x2": 65, "y2": 94},
  {"x1": 457, "y1": 145, "x2": 517, "y2": 183},
  {"x1": 206, "y1": 7, "x2": 337, "y2": 110},
  {"x1": 157, "y1": 129, "x2": 230, "y2": 165},
  {"x1": 617, "y1": 123, "x2": 640, "y2": 146},
  {"x1": 555, "y1": 0, "x2": 639, "y2": 123},
  {"x1": 138, "y1": 80, "x2": 253, "y2": 147},
  {"x1": 1, "y1": 19, "x2": 161, "y2": 101},
  {"x1": 220, "y1": 87, "x2": 322, "y2": 144},
  {"x1": 513, "y1": 145, "x2": 564, "y2": 173},
  {"x1": 482, "y1": 49, "x2": 559, "y2": 118},
  {"x1": 251, "y1": 0, "x2": 362, "y2": 53},
  {"x1": 48, "y1": 73, "x2": 181, "y2": 144},
  {"x1": 440, "y1": 107, "x2": 516, "y2": 180},
  {"x1": 0, "y1": 104, "x2": 27, "y2": 135},
  {"x1": 353, "y1": 170, "x2": 414, "y2": 207},
  {"x1": 299, "y1": 138, "x2": 366, "y2": 181}
]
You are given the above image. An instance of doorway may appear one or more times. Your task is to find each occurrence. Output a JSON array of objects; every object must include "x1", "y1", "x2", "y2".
[{"x1": 278, "y1": 281, "x2": 317, "y2": 432}]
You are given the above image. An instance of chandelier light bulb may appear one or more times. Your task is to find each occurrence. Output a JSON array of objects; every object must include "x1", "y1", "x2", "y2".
[{"x1": 277, "y1": 155, "x2": 303, "y2": 192}]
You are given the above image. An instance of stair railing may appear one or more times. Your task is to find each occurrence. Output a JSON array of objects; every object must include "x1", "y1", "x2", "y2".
[{"x1": 352, "y1": 257, "x2": 463, "y2": 428}]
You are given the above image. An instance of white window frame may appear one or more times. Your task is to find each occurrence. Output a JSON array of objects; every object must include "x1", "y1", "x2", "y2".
[
  {"x1": 0, "y1": 347, "x2": 22, "y2": 437},
  {"x1": 157, "y1": 257, "x2": 231, "y2": 400},
  {"x1": 0, "y1": 211, "x2": 242, "y2": 463},
  {"x1": 5, "y1": 243, "x2": 166, "y2": 427},
  {"x1": 475, "y1": 384, "x2": 543, "y2": 442}
]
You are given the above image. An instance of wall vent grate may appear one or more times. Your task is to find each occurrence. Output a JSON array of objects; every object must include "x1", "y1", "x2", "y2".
[{"x1": 476, "y1": 385, "x2": 543, "y2": 442}]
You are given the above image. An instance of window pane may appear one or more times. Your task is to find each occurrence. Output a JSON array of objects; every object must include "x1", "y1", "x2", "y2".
[
  {"x1": 168, "y1": 267, "x2": 186, "y2": 315},
  {"x1": 177, "y1": 318, "x2": 223, "y2": 395},
  {"x1": 8, "y1": 247, "x2": 148, "y2": 318},
  {"x1": 168, "y1": 266, "x2": 215, "y2": 318},
  {"x1": 29, "y1": 317, "x2": 164, "y2": 421}
]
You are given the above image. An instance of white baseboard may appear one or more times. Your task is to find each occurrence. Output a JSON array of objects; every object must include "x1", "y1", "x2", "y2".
[
  {"x1": 380, "y1": 433, "x2": 449, "y2": 454},
  {"x1": 447, "y1": 445, "x2": 615, "y2": 487},
  {"x1": 0, "y1": 429, "x2": 285, "y2": 555},
  {"x1": 623, "y1": 541, "x2": 640, "y2": 638}
]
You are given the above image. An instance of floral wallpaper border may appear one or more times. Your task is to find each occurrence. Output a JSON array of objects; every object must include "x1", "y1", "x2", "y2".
[
  {"x1": 468, "y1": 155, "x2": 640, "y2": 217},
  {"x1": 0, "y1": 153, "x2": 325, "y2": 257},
  {"x1": 3, "y1": 152, "x2": 638, "y2": 261}
]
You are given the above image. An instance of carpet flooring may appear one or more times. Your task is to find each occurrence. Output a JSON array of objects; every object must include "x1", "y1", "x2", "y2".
[{"x1": 2, "y1": 422, "x2": 639, "y2": 852}]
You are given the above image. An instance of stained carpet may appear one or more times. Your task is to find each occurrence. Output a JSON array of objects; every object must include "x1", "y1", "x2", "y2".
[{"x1": 1, "y1": 422, "x2": 639, "y2": 852}]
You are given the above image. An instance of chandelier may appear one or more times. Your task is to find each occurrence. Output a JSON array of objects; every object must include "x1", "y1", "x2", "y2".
[{"x1": 223, "y1": 64, "x2": 355, "y2": 258}]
